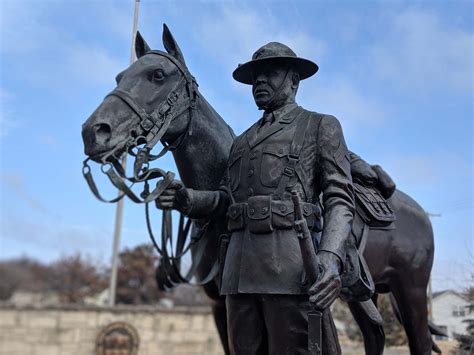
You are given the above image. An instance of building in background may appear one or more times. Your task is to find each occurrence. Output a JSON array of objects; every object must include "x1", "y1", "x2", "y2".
[{"x1": 432, "y1": 290, "x2": 470, "y2": 340}]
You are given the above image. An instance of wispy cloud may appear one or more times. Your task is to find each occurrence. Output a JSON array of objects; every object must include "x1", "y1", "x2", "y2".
[
  {"x1": 0, "y1": 2, "x2": 124, "y2": 89},
  {"x1": 299, "y1": 79, "x2": 387, "y2": 136},
  {"x1": 0, "y1": 214, "x2": 111, "y2": 261},
  {"x1": 382, "y1": 152, "x2": 472, "y2": 190},
  {"x1": 193, "y1": 3, "x2": 326, "y2": 75},
  {"x1": 370, "y1": 9, "x2": 474, "y2": 94},
  {"x1": 0, "y1": 88, "x2": 17, "y2": 137},
  {"x1": 36, "y1": 133, "x2": 57, "y2": 147},
  {"x1": 0, "y1": 173, "x2": 50, "y2": 215}
]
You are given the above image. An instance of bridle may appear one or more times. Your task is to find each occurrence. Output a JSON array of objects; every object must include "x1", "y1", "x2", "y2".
[{"x1": 82, "y1": 50, "x2": 218, "y2": 287}]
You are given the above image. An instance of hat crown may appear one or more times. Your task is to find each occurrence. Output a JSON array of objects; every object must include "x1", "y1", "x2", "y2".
[{"x1": 252, "y1": 42, "x2": 297, "y2": 60}]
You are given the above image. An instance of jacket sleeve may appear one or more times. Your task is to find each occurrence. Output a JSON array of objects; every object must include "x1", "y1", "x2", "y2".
[
  {"x1": 184, "y1": 143, "x2": 235, "y2": 219},
  {"x1": 316, "y1": 115, "x2": 355, "y2": 267}
]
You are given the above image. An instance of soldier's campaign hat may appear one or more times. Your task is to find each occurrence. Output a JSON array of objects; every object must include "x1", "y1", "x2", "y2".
[{"x1": 233, "y1": 42, "x2": 318, "y2": 85}]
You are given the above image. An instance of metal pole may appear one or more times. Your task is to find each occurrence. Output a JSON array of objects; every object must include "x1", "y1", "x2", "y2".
[{"x1": 108, "y1": 0, "x2": 141, "y2": 307}]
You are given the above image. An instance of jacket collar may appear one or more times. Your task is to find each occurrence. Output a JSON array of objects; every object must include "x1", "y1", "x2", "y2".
[
  {"x1": 246, "y1": 104, "x2": 302, "y2": 148},
  {"x1": 268, "y1": 103, "x2": 299, "y2": 124}
]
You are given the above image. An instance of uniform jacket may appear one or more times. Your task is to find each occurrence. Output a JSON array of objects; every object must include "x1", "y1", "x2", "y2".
[{"x1": 199, "y1": 103, "x2": 355, "y2": 295}]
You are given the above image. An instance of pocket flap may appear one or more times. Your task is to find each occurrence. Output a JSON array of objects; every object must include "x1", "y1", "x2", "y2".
[
  {"x1": 227, "y1": 203, "x2": 244, "y2": 220},
  {"x1": 247, "y1": 196, "x2": 271, "y2": 220},
  {"x1": 262, "y1": 145, "x2": 289, "y2": 157},
  {"x1": 271, "y1": 200, "x2": 294, "y2": 217}
]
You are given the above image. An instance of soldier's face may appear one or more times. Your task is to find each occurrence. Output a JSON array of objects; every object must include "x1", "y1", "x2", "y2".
[{"x1": 252, "y1": 65, "x2": 288, "y2": 109}]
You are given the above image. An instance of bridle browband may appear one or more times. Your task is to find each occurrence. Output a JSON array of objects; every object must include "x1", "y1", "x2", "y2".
[{"x1": 82, "y1": 50, "x2": 218, "y2": 287}]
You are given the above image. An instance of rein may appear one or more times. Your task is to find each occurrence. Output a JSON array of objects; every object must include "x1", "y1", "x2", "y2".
[{"x1": 82, "y1": 50, "x2": 218, "y2": 287}]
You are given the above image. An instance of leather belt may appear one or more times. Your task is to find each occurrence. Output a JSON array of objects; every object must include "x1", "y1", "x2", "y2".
[{"x1": 227, "y1": 196, "x2": 322, "y2": 234}]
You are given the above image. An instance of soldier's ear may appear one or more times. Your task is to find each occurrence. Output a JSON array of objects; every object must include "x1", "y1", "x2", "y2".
[
  {"x1": 135, "y1": 31, "x2": 151, "y2": 59},
  {"x1": 291, "y1": 70, "x2": 300, "y2": 90},
  {"x1": 162, "y1": 23, "x2": 186, "y2": 65}
]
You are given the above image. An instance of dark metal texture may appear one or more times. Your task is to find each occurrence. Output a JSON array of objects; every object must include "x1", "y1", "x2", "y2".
[
  {"x1": 308, "y1": 311, "x2": 323, "y2": 355},
  {"x1": 292, "y1": 191, "x2": 323, "y2": 354},
  {"x1": 81, "y1": 25, "x2": 441, "y2": 355}
]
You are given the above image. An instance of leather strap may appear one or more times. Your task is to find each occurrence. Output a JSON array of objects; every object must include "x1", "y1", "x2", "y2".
[
  {"x1": 83, "y1": 50, "x2": 219, "y2": 289},
  {"x1": 274, "y1": 110, "x2": 311, "y2": 199}
]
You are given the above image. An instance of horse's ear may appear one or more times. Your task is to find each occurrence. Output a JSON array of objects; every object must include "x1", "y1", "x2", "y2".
[
  {"x1": 135, "y1": 31, "x2": 151, "y2": 59},
  {"x1": 162, "y1": 24, "x2": 186, "y2": 65}
]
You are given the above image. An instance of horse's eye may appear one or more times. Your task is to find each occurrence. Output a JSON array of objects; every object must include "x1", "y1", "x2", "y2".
[{"x1": 152, "y1": 69, "x2": 165, "y2": 82}]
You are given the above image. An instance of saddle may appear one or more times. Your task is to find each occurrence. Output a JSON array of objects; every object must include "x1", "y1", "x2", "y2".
[{"x1": 339, "y1": 182, "x2": 396, "y2": 302}]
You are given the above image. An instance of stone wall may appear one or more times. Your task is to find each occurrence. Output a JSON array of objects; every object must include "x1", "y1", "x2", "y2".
[{"x1": 0, "y1": 304, "x2": 224, "y2": 355}]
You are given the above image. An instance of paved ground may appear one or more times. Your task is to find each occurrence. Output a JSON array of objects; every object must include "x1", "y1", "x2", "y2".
[{"x1": 341, "y1": 340, "x2": 458, "y2": 354}]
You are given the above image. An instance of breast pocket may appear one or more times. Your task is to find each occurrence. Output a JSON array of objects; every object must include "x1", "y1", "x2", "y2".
[
  {"x1": 260, "y1": 145, "x2": 290, "y2": 188},
  {"x1": 228, "y1": 150, "x2": 243, "y2": 191}
]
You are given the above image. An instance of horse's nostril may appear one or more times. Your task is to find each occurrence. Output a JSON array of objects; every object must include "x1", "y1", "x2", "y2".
[{"x1": 93, "y1": 123, "x2": 112, "y2": 144}]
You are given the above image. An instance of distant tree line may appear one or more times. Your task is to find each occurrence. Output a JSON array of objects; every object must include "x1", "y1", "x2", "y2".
[{"x1": 0, "y1": 244, "x2": 164, "y2": 304}]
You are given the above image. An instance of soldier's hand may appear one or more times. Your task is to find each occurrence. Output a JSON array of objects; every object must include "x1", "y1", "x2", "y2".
[
  {"x1": 351, "y1": 159, "x2": 378, "y2": 186},
  {"x1": 308, "y1": 251, "x2": 342, "y2": 309},
  {"x1": 155, "y1": 180, "x2": 192, "y2": 215}
]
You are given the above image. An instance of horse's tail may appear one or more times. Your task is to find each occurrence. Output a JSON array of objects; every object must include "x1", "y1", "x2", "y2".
[{"x1": 389, "y1": 293, "x2": 446, "y2": 354}]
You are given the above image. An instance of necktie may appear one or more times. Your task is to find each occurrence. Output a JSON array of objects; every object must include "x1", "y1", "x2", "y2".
[{"x1": 259, "y1": 112, "x2": 274, "y2": 133}]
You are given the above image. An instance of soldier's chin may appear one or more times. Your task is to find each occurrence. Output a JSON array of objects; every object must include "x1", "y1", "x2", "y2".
[{"x1": 254, "y1": 97, "x2": 270, "y2": 110}]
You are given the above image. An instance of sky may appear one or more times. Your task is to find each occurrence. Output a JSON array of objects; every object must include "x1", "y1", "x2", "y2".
[{"x1": 0, "y1": 0, "x2": 472, "y2": 292}]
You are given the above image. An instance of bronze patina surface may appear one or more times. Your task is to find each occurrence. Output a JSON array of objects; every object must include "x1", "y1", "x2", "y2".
[{"x1": 82, "y1": 25, "x2": 442, "y2": 355}]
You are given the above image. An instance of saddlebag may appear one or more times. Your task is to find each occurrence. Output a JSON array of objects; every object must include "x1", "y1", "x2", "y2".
[{"x1": 354, "y1": 183, "x2": 396, "y2": 228}]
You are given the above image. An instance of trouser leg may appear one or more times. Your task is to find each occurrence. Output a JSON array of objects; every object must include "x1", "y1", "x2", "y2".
[
  {"x1": 226, "y1": 294, "x2": 267, "y2": 355},
  {"x1": 261, "y1": 294, "x2": 341, "y2": 355},
  {"x1": 261, "y1": 294, "x2": 310, "y2": 355}
]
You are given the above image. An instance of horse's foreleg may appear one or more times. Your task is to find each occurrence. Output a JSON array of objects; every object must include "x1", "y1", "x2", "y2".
[
  {"x1": 391, "y1": 284, "x2": 431, "y2": 355},
  {"x1": 348, "y1": 294, "x2": 385, "y2": 355}
]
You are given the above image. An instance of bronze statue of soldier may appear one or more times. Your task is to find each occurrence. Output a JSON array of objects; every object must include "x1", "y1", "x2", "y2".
[{"x1": 156, "y1": 42, "x2": 354, "y2": 354}]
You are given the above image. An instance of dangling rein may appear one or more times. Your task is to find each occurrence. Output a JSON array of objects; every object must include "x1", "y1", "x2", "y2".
[{"x1": 82, "y1": 50, "x2": 219, "y2": 287}]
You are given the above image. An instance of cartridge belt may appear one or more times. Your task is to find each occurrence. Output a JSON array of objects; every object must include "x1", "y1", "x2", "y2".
[{"x1": 227, "y1": 195, "x2": 322, "y2": 234}]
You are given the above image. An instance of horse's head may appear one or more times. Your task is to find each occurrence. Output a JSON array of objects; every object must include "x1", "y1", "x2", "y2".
[{"x1": 82, "y1": 25, "x2": 197, "y2": 164}]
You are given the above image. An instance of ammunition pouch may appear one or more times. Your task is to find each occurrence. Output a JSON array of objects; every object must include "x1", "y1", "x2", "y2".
[
  {"x1": 226, "y1": 196, "x2": 322, "y2": 234},
  {"x1": 247, "y1": 196, "x2": 273, "y2": 234},
  {"x1": 354, "y1": 183, "x2": 395, "y2": 228},
  {"x1": 227, "y1": 203, "x2": 245, "y2": 232}
]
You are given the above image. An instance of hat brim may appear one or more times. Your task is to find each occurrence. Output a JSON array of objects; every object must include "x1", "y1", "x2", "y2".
[{"x1": 232, "y1": 56, "x2": 318, "y2": 85}]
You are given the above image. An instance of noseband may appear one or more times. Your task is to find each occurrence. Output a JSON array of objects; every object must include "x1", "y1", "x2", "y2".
[
  {"x1": 82, "y1": 51, "x2": 217, "y2": 287},
  {"x1": 83, "y1": 50, "x2": 198, "y2": 201}
]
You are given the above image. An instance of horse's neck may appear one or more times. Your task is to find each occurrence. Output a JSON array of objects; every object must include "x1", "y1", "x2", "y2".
[{"x1": 172, "y1": 95, "x2": 234, "y2": 190}]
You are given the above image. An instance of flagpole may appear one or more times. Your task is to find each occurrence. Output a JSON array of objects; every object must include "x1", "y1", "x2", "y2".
[{"x1": 108, "y1": 0, "x2": 141, "y2": 307}]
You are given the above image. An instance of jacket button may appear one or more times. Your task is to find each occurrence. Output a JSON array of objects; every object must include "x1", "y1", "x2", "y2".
[
  {"x1": 248, "y1": 169, "x2": 254, "y2": 177},
  {"x1": 279, "y1": 148, "x2": 284, "y2": 154},
  {"x1": 303, "y1": 206, "x2": 310, "y2": 214},
  {"x1": 249, "y1": 208, "x2": 255, "y2": 215},
  {"x1": 247, "y1": 188, "x2": 254, "y2": 196},
  {"x1": 249, "y1": 152, "x2": 256, "y2": 159},
  {"x1": 261, "y1": 207, "x2": 268, "y2": 214},
  {"x1": 280, "y1": 205, "x2": 287, "y2": 212}
]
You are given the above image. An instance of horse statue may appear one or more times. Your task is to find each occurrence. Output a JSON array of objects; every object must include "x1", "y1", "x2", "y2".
[{"x1": 82, "y1": 25, "x2": 444, "y2": 355}]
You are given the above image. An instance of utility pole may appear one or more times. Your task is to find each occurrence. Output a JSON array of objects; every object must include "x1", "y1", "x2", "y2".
[{"x1": 108, "y1": 0, "x2": 141, "y2": 307}]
